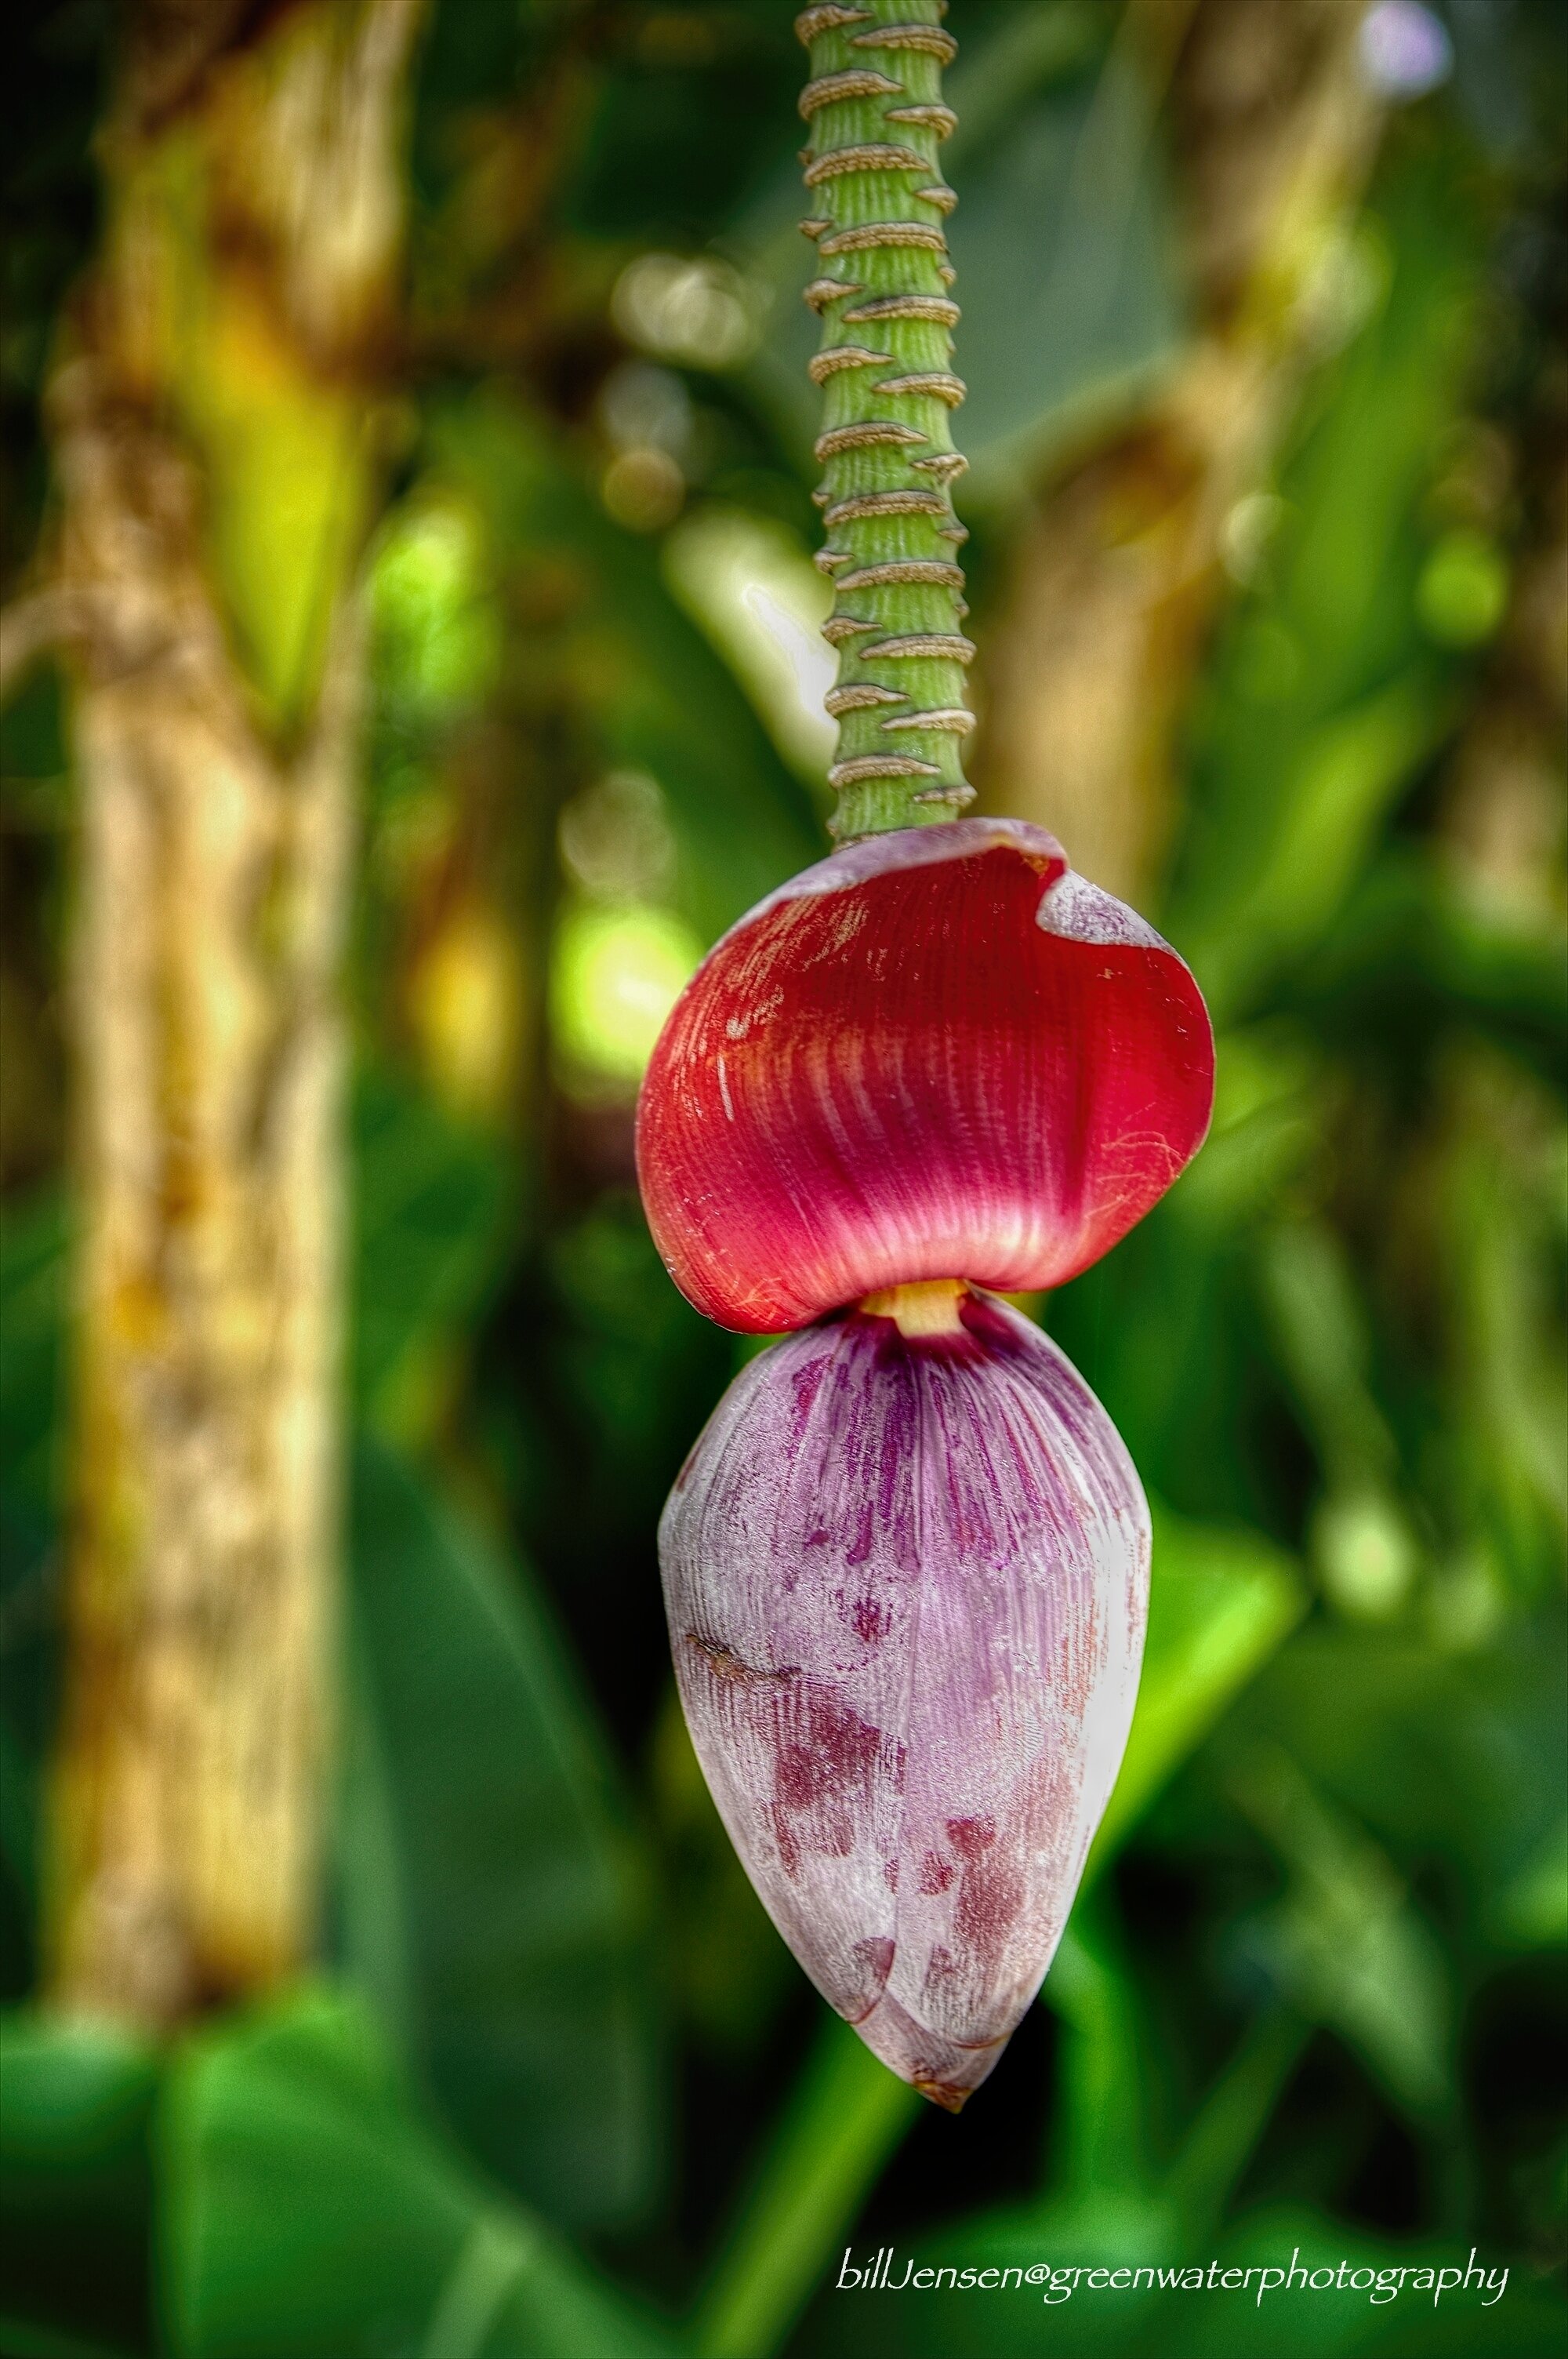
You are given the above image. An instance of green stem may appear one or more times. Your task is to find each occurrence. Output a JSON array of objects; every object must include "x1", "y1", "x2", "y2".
[
  {"x1": 797, "y1": 1, "x2": 975, "y2": 841},
  {"x1": 692, "y1": 2012, "x2": 920, "y2": 2359},
  {"x1": 1163, "y1": 2005, "x2": 1310, "y2": 2237}
]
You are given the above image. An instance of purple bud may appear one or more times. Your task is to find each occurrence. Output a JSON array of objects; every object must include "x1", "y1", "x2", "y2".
[{"x1": 660, "y1": 1282, "x2": 1149, "y2": 2109}]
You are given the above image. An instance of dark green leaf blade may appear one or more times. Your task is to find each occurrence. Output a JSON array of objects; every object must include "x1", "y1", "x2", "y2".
[
  {"x1": 339, "y1": 1436, "x2": 663, "y2": 2230},
  {"x1": 159, "y1": 1989, "x2": 680, "y2": 2359},
  {"x1": 350, "y1": 1072, "x2": 515, "y2": 1424},
  {"x1": 0, "y1": 2013, "x2": 158, "y2": 2358}
]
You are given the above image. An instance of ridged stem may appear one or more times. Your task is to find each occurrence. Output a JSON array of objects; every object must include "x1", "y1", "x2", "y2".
[{"x1": 797, "y1": 0, "x2": 974, "y2": 840}]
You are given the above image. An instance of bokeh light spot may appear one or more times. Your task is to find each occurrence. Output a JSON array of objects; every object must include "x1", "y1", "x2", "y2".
[
  {"x1": 612, "y1": 252, "x2": 761, "y2": 370},
  {"x1": 552, "y1": 902, "x2": 703, "y2": 1088},
  {"x1": 1359, "y1": 1, "x2": 1454, "y2": 100},
  {"x1": 1417, "y1": 529, "x2": 1509, "y2": 647}
]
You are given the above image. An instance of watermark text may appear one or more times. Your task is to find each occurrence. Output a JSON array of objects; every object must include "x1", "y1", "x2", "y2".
[{"x1": 835, "y1": 2244, "x2": 1508, "y2": 2309}]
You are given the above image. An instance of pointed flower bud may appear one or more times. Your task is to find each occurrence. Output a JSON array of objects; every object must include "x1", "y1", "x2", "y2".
[
  {"x1": 637, "y1": 819, "x2": 1214, "y2": 1333},
  {"x1": 662, "y1": 1284, "x2": 1148, "y2": 2110},
  {"x1": 642, "y1": 820, "x2": 1211, "y2": 2103}
]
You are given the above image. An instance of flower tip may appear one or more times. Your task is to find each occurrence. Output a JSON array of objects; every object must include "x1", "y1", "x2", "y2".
[{"x1": 916, "y1": 2076, "x2": 973, "y2": 2115}]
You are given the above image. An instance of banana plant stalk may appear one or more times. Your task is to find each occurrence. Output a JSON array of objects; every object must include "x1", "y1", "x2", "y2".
[
  {"x1": 48, "y1": 0, "x2": 424, "y2": 2026},
  {"x1": 637, "y1": 2, "x2": 1214, "y2": 2109}
]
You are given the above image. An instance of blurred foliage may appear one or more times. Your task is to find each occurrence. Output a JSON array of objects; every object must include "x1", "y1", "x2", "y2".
[
  {"x1": 2, "y1": 1, "x2": 1566, "y2": 2355},
  {"x1": 339, "y1": 1435, "x2": 662, "y2": 2230},
  {"x1": 162, "y1": 1992, "x2": 679, "y2": 2359}
]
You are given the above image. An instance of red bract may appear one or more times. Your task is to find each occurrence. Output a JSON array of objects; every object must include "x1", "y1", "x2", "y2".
[
  {"x1": 637, "y1": 820, "x2": 1214, "y2": 1332},
  {"x1": 662, "y1": 1287, "x2": 1149, "y2": 2110}
]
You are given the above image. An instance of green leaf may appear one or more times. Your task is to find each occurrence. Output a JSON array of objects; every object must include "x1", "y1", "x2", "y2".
[
  {"x1": 1492, "y1": 1820, "x2": 1568, "y2": 1950},
  {"x1": 1169, "y1": 156, "x2": 1485, "y2": 1009},
  {"x1": 1040, "y1": 1912, "x2": 1299, "y2": 2260},
  {"x1": 0, "y1": 2014, "x2": 158, "y2": 2357},
  {"x1": 1254, "y1": 1223, "x2": 1396, "y2": 1492},
  {"x1": 1045, "y1": 1913, "x2": 1164, "y2": 2208},
  {"x1": 1226, "y1": 1747, "x2": 1453, "y2": 2121},
  {"x1": 350, "y1": 1072, "x2": 515, "y2": 1427},
  {"x1": 1166, "y1": 1030, "x2": 1323, "y2": 1238},
  {"x1": 1232, "y1": 1622, "x2": 1568, "y2": 1928},
  {"x1": 0, "y1": 2320, "x2": 143, "y2": 2359},
  {"x1": 942, "y1": 56, "x2": 1183, "y2": 494},
  {"x1": 1191, "y1": 676, "x2": 1450, "y2": 1020},
  {"x1": 1089, "y1": 1510, "x2": 1306, "y2": 1870},
  {"x1": 1161, "y1": 2009, "x2": 1310, "y2": 2241},
  {"x1": 1284, "y1": 852, "x2": 1568, "y2": 1094},
  {"x1": 339, "y1": 1437, "x2": 662, "y2": 2230},
  {"x1": 1046, "y1": 1910, "x2": 1304, "y2": 2248},
  {"x1": 159, "y1": 1989, "x2": 680, "y2": 2359}
]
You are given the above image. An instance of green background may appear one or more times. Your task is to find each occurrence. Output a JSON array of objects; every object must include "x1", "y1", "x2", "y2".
[{"x1": 1, "y1": 2, "x2": 1564, "y2": 2354}]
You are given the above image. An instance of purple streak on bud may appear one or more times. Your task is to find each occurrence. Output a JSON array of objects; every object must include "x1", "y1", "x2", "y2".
[{"x1": 659, "y1": 1287, "x2": 1149, "y2": 2110}]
